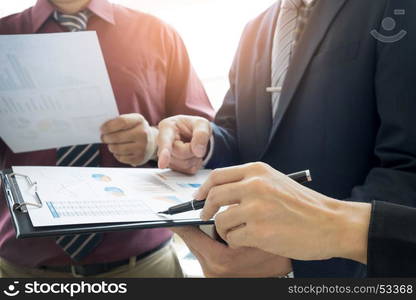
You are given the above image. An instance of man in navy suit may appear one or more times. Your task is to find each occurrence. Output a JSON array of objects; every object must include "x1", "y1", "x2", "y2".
[{"x1": 157, "y1": 0, "x2": 416, "y2": 277}]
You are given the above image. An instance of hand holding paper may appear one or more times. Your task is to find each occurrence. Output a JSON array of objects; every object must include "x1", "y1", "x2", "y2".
[{"x1": 101, "y1": 114, "x2": 158, "y2": 167}]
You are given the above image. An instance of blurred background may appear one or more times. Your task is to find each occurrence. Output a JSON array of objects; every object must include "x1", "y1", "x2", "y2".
[{"x1": 0, "y1": 0, "x2": 276, "y2": 111}]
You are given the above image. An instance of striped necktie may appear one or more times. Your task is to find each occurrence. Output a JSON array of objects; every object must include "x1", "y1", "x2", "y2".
[
  {"x1": 271, "y1": 0, "x2": 303, "y2": 118},
  {"x1": 53, "y1": 10, "x2": 103, "y2": 262},
  {"x1": 53, "y1": 10, "x2": 90, "y2": 32}
]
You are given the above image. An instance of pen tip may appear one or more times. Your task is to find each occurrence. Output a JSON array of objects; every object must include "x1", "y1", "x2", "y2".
[{"x1": 158, "y1": 211, "x2": 168, "y2": 215}]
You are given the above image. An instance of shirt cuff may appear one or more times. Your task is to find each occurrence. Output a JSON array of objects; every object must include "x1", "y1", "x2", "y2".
[{"x1": 202, "y1": 135, "x2": 214, "y2": 167}]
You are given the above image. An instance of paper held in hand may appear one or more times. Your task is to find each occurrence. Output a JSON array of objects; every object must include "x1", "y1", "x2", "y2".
[{"x1": 0, "y1": 32, "x2": 119, "y2": 153}]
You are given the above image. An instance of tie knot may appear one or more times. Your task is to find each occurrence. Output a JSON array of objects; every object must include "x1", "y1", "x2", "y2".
[
  {"x1": 53, "y1": 10, "x2": 90, "y2": 32},
  {"x1": 281, "y1": 0, "x2": 304, "y2": 10}
]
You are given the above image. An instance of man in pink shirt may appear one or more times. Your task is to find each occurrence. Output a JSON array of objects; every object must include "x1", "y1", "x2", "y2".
[{"x1": 0, "y1": 0, "x2": 214, "y2": 278}]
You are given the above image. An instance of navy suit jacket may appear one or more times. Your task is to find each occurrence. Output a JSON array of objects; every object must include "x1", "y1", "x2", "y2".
[{"x1": 206, "y1": 0, "x2": 416, "y2": 277}]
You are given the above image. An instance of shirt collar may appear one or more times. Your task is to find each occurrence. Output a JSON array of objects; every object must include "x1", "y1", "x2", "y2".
[
  {"x1": 31, "y1": 0, "x2": 115, "y2": 33},
  {"x1": 31, "y1": 0, "x2": 55, "y2": 32},
  {"x1": 88, "y1": 0, "x2": 115, "y2": 25}
]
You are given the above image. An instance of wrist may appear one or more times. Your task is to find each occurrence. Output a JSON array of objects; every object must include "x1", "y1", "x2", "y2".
[{"x1": 333, "y1": 201, "x2": 371, "y2": 264}]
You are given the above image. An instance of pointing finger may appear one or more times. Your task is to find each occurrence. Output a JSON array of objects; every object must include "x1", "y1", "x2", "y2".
[{"x1": 190, "y1": 119, "x2": 212, "y2": 158}]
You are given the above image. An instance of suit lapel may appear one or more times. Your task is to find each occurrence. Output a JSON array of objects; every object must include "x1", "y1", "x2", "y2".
[
  {"x1": 250, "y1": 2, "x2": 280, "y2": 158},
  {"x1": 263, "y1": 0, "x2": 347, "y2": 152}
]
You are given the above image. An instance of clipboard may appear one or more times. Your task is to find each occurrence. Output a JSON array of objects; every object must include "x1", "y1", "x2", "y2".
[{"x1": 0, "y1": 169, "x2": 214, "y2": 239}]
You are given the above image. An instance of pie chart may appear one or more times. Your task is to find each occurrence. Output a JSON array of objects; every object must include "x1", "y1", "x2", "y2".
[
  {"x1": 92, "y1": 174, "x2": 112, "y2": 182},
  {"x1": 104, "y1": 186, "x2": 125, "y2": 197}
]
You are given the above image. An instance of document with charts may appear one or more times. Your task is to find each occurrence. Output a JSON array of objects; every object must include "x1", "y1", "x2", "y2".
[
  {"x1": 0, "y1": 32, "x2": 119, "y2": 153},
  {"x1": 12, "y1": 166, "x2": 212, "y2": 227}
]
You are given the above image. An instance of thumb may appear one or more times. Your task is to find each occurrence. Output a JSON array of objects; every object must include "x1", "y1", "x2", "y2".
[
  {"x1": 170, "y1": 226, "x2": 226, "y2": 252},
  {"x1": 157, "y1": 121, "x2": 177, "y2": 169},
  {"x1": 190, "y1": 119, "x2": 212, "y2": 158}
]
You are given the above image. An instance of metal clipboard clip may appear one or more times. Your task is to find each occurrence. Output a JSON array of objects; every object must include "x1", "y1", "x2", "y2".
[{"x1": 9, "y1": 173, "x2": 43, "y2": 212}]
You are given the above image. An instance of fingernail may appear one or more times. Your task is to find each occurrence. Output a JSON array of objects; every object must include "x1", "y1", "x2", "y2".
[{"x1": 194, "y1": 145, "x2": 206, "y2": 158}]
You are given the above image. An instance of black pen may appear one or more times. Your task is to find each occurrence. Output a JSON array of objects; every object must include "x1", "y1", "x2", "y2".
[{"x1": 158, "y1": 169, "x2": 312, "y2": 215}]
